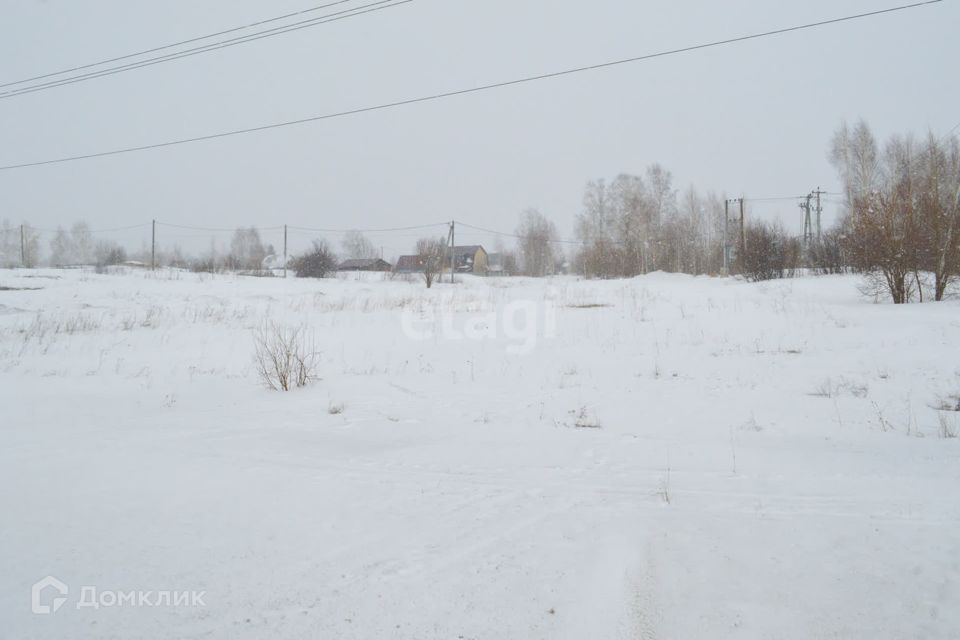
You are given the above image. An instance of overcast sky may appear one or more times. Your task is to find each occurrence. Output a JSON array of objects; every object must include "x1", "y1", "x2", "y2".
[{"x1": 1, "y1": 0, "x2": 957, "y2": 257}]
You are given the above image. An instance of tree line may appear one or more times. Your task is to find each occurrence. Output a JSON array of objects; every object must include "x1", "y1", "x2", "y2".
[
  {"x1": 3, "y1": 120, "x2": 957, "y2": 302},
  {"x1": 498, "y1": 121, "x2": 959, "y2": 304},
  {"x1": 828, "y1": 121, "x2": 959, "y2": 303}
]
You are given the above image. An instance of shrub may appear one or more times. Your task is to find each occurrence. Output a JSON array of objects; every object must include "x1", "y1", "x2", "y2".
[
  {"x1": 253, "y1": 322, "x2": 318, "y2": 391},
  {"x1": 290, "y1": 240, "x2": 337, "y2": 278},
  {"x1": 739, "y1": 221, "x2": 801, "y2": 282},
  {"x1": 808, "y1": 229, "x2": 846, "y2": 275}
]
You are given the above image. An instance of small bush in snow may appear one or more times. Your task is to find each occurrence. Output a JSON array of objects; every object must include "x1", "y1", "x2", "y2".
[
  {"x1": 253, "y1": 322, "x2": 318, "y2": 391},
  {"x1": 572, "y1": 406, "x2": 601, "y2": 429}
]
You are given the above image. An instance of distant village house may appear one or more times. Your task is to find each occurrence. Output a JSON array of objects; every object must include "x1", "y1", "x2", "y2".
[
  {"x1": 337, "y1": 258, "x2": 393, "y2": 272},
  {"x1": 451, "y1": 245, "x2": 488, "y2": 275},
  {"x1": 394, "y1": 255, "x2": 425, "y2": 274},
  {"x1": 394, "y1": 245, "x2": 489, "y2": 276}
]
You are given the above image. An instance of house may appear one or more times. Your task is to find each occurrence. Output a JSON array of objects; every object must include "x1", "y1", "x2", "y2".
[
  {"x1": 337, "y1": 258, "x2": 393, "y2": 272},
  {"x1": 394, "y1": 255, "x2": 425, "y2": 274},
  {"x1": 451, "y1": 245, "x2": 488, "y2": 275}
]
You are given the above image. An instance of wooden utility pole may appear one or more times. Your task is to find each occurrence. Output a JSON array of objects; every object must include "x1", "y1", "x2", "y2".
[
  {"x1": 723, "y1": 200, "x2": 729, "y2": 276},
  {"x1": 283, "y1": 224, "x2": 288, "y2": 278},
  {"x1": 20, "y1": 224, "x2": 25, "y2": 267},
  {"x1": 151, "y1": 219, "x2": 156, "y2": 270},
  {"x1": 449, "y1": 220, "x2": 456, "y2": 284},
  {"x1": 739, "y1": 197, "x2": 746, "y2": 254},
  {"x1": 814, "y1": 187, "x2": 825, "y2": 241}
]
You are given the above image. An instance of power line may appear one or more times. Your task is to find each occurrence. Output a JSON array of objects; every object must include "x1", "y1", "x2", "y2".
[
  {"x1": 1, "y1": 223, "x2": 153, "y2": 234},
  {"x1": 0, "y1": 0, "x2": 360, "y2": 90},
  {"x1": 747, "y1": 193, "x2": 841, "y2": 202},
  {"x1": 88, "y1": 223, "x2": 154, "y2": 234},
  {"x1": 288, "y1": 222, "x2": 448, "y2": 233},
  {"x1": 456, "y1": 221, "x2": 585, "y2": 246},
  {"x1": 0, "y1": 0, "x2": 942, "y2": 172},
  {"x1": 0, "y1": 1, "x2": 412, "y2": 100},
  {"x1": 158, "y1": 222, "x2": 284, "y2": 232}
]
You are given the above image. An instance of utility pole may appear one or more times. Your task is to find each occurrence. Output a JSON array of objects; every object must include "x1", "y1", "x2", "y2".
[
  {"x1": 151, "y1": 219, "x2": 156, "y2": 271},
  {"x1": 449, "y1": 220, "x2": 456, "y2": 284},
  {"x1": 723, "y1": 200, "x2": 729, "y2": 276},
  {"x1": 813, "y1": 187, "x2": 825, "y2": 241},
  {"x1": 20, "y1": 224, "x2": 25, "y2": 267},
  {"x1": 283, "y1": 224, "x2": 288, "y2": 279},
  {"x1": 800, "y1": 194, "x2": 813, "y2": 247},
  {"x1": 801, "y1": 188, "x2": 825, "y2": 247},
  {"x1": 723, "y1": 198, "x2": 744, "y2": 275},
  {"x1": 739, "y1": 198, "x2": 747, "y2": 251}
]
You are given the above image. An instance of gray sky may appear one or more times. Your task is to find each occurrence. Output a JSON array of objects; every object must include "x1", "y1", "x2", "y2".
[{"x1": 1, "y1": 0, "x2": 957, "y2": 257}]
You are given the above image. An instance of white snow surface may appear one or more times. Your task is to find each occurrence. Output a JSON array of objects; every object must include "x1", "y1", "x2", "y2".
[{"x1": 1, "y1": 268, "x2": 959, "y2": 639}]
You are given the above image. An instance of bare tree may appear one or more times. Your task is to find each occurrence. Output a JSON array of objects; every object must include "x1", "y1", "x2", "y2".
[
  {"x1": 228, "y1": 227, "x2": 267, "y2": 271},
  {"x1": 609, "y1": 174, "x2": 649, "y2": 276},
  {"x1": 45, "y1": 221, "x2": 95, "y2": 267},
  {"x1": 575, "y1": 167, "x2": 683, "y2": 278},
  {"x1": 0, "y1": 221, "x2": 18, "y2": 267},
  {"x1": 575, "y1": 179, "x2": 620, "y2": 278},
  {"x1": 669, "y1": 187, "x2": 709, "y2": 275},
  {"x1": 21, "y1": 224, "x2": 40, "y2": 267},
  {"x1": 416, "y1": 237, "x2": 446, "y2": 288},
  {"x1": 516, "y1": 209, "x2": 558, "y2": 277},
  {"x1": 71, "y1": 222, "x2": 95, "y2": 265},
  {"x1": 833, "y1": 126, "x2": 924, "y2": 304},
  {"x1": 646, "y1": 164, "x2": 677, "y2": 270},
  {"x1": 830, "y1": 120, "x2": 880, "y2": 204},
  {"x1": 49, "y1": 226, "x2": 73, "y2": 266},
  {"x1": 916, "y1": 133, "x2": 960, "y2": 300},
  {"x1": 341, "y1": 230, "x2": 379, "y2": 260}
]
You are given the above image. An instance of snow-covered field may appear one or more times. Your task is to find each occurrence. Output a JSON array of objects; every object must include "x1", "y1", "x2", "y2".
[{"x1": 1, "y1": 268, "x2": 958, "y2": 639}]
